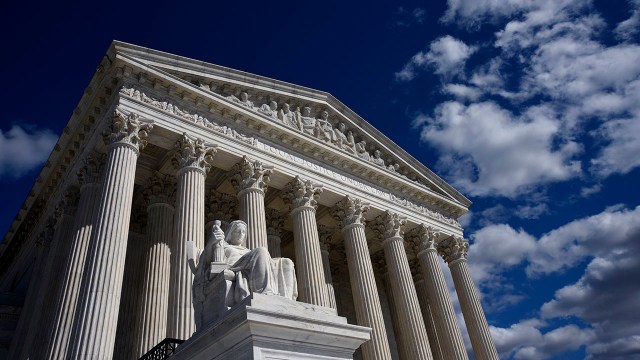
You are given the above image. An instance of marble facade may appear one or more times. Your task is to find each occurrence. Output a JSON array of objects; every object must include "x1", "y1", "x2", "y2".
[{"x1": 0, "y1": 41, "x2": 498, "y2": 360}]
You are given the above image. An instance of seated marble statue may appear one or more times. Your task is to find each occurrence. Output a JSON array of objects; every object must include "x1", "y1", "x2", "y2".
[{"x1": 192, "y1": 220, "x2": 297, "y2": 306}]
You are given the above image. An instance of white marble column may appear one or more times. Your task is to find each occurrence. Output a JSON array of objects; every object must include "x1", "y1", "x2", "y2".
[
  {"x1": 231, "y1": 156, "x2": 272, "y2": 250},
  {"x1": 68, "y1": 110, "x2": 152, "y2": 359},
  {"x1": 415, "y1": 277, "x2": 444, "y2": 360},
  {"x1": 412, "y1": 225, "x2": 468, "y2": 360},
  {"x1": 136, "y1": 173, "x2": 175, "y2": 356},
  {"x1": 318, "y1": 225, "x2": 338, "y2": 310},
  {"x1": 374, "y1": 211, "x2": 433, "y2": 360},
  {"x1": 113, "y1": 225, "x2": 146, "y2": 360},
  {"x1": 205, "y1": 189, "x2": 238, "y2": 262},
  {"x1": 379, "y1": 270, "x2": 404, "y2": 360},
  {"x1": 167, "y1": 133, "x2": 216, "y2": 340},
  {"x1": 44, "y1": 155, "x2": 103, "y2": 360},
  {"x1": 32, "y1": 191, "x2": 79, "y2": 359},
  {"x1": 439, "y1": 236, "x2": 499, "y2": 360},
  {"x1": 7, "y1": 218, "x2": 56, "y2": 360},
  {"x1": 266, "y1": 208, "x2": 285, "y2": 258},
  {"x1": 333, "y1": 196, "x2": 392, "y2": 360},
  {"x1": 284, "y1": 176, "x2": 330, "y2": 307}
]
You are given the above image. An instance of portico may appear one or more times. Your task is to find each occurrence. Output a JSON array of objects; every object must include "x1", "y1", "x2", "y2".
[{"x1": 1, "y1": 41, "x2": 498, "y2": 360}]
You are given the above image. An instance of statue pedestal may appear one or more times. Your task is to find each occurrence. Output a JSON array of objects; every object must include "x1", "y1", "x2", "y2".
[{"x1": 173, "y1": 292, "x2": 371, "y2": 360}]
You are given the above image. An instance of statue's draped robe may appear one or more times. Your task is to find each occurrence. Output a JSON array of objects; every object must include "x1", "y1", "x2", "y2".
[{"x1": 225, "y1": 246, "x2": 298, "y2": 305}]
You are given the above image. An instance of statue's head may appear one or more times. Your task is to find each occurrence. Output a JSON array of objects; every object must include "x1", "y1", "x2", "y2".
[
  {"x1": 225, "y1": 220, "x2": 248, "y2": 246},
  {"x1": 240, "y1": 92, "x2": 249, "y2": 101},
  {"x1": 270, "y1": 100, "x2": 278, "y2": 110}
]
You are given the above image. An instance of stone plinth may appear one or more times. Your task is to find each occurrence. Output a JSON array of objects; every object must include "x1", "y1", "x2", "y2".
[{"x1": 173, "y1": 292, "x2": 370, "y2": 360}]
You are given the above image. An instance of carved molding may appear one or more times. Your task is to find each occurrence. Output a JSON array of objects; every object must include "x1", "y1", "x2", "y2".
[
  {"x1": 120, "y1": 86, "x2": 259, "y2": 146},
  {"x1": 173, "y1": 133, "x2": 217, "y2": 173},
  {"x1": 110, "y1": 108, "x2": 153, "y2": 151},
  {"x1": 283, "y1": 176, "x2": 323, "y2": 210},
  {"x1": 333, "y1": 196, "x2": 369, "y2": 228},
  {"x1": 230, "y1": 156, "x2": 272, "y2": 193}
]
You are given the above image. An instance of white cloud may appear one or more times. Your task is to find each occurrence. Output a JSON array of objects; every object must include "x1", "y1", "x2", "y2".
[
  {"x1": 420, "y1": 101, "x2": 581, "y2": 197},
  {"x1": 395, "y1": 36, "x2": 475, "y2": 81},
  {"x1": 405, "y1": 0, "x2": 640, "y2": 196},
  {"x1": 464, "y1": 205, "x2": 640, "y2": 358},
  {"x1": 615, "y1": 0, "x2": 640, "y2": 41},
  {"x1": 0, "y1": 124, "x2": 57, "y2": 178}
]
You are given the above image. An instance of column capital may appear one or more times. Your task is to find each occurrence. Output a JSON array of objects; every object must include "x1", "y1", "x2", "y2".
[
  {"x1": 110, "y1": 108, "x2": 153, "y2": 151},
  {"x1": 372, "y1": 211, "x2": 406, "y2": 241},
  {"x1": 408, "y1": 224, "x2": 442, "y2": 254},
  {"x1": 206, "y1": 190, "x2": 238, "y2": 226},
  {"x1": 77, "y1": 153, "x2": 105, "y2": 186},
  {"x1": 317, "y1": 225, "x2": 335, "y2": 253},
  {"x1": 332, "y1": 196, "x2": 369, "y2": 228},
  {"x1": 173, "y1": 133, "x2": 217, "y2": 174},
  {"x1": 55, "y1": 188, "x2": 80, "y2": 218},
  {"x1": 265, "y1": 208, "x2": 286, "y2": 237},
  {"x1": 438, "y1": 236, "x2": 469, "y2": 264},
  {"x1": 230, "y1": 156, "x2": 272, "y2": 193},
  {"x1": 283, "y1": 176, "x2": 323, "y2": 210},
  {"x1": 143, "y1": 172, "x2": 176, "y2": 206}
]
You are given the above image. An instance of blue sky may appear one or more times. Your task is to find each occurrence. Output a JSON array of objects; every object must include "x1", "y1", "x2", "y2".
[{"x1": 1, "y1": 1, "x2": 639, "y2": 359}]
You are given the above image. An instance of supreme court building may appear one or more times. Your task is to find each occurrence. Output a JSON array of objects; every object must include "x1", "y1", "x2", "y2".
[{"x1": 0, "y1": 41, "x2": 498, "y2": 360}]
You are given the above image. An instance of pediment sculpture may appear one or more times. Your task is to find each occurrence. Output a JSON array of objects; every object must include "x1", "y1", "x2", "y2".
[{"x1": 188, "y1": 220, "x2": 298, "y2": 331}]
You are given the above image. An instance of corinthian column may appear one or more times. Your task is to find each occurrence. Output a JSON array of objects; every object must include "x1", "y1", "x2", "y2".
[
  {"x1": 44, "y1": 154, "x2": 104, "y2": 360},
  {"x1": 167, "y1": 133, "x2": 217, "y2": 340},
  {"x1": 69, "y1": 110, "x2": 152, "y2": 359},
  {"x1": 410, "y1": 225, "x2": 468, "y2": 360},
  {"x1": 373, "y1": 211, "x2": 433, "y2": 360},
  {"x1": 32, "y1": 190, "x2": 79, "y2": 359},
  {"x1": 439, "y1": 236, "x2": 498, "y2": 360},
  {"x1": 231, "y1": 156, "x2": 272, "y2": 250},
  {"x1": 414, "y1": 276, "x2": 444, "y2": 360},
  {"x1": 136, "y1": 173, "x2": 175, "y2": 356},
  {"x1": 8, "y1": 218, "x2": 56, "y2": 360},
  {"x1": 283, "y1": 176, "x2": 329, "y2": 307},
  {"x1": 318, "y1": 225, "x2": 337, "y2": 310},
  {"x1": 333, "y1": 196, "x2": 391, "y2": 360},
  {"x1": 266, "y1": 208, "x2": 285, "y2": 258}
]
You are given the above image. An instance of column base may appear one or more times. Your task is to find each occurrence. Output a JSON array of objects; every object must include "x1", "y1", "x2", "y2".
[{"x1": 174, "y1": 292, "x2": 371, "y2": 360}]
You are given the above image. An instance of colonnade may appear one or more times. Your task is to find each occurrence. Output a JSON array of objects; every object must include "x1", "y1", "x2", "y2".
[{"x1": 8, "y1": 111, "x2": 498, "y2": 360}]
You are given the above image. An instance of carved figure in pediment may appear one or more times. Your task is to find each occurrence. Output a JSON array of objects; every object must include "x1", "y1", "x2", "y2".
[
  {"x1": 387, "y1": 163, "x2": 400, "y2": 172},
  {"x1": 314, "y1": 111, "x2": 335, "y2": 143},
  {"x1": 258, "y1": 100, "x2": 278, "y2": 118},
  {"x1": 227, "y1": 92, "x2": 255, "y2": 110},
  {"x1": 334, "y1": 123, "x2": 356, "y2": 153},
  {"x1": 355, "y1": 141, "x2": 371, "y2": 161},
  {"x1": 372, "y1": 150, "x2": 385, "y2": 167},
  {"x1": 278, "y1": 103, "x2": 301, "y2": 130},
  {"x1": 300, "y1": 107, "x2": 316, "y2": 135}
]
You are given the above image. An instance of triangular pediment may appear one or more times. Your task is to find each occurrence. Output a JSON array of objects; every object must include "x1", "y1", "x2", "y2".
[{"x1": 110, "y1": 41, "x2": 471, "y2": 216}]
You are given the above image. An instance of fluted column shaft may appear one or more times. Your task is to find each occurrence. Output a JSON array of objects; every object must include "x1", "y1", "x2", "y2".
[
  {"x1": 137, "y1": 202, "x2": 174, "y2": 355},
  {"x1": 267, "y1": 234, "x2": 282, "y2": 258},
  {"x1": 342, "y1": 223, "x2": 392, "y2": 360},
  {"x1": 168, "y1": 167, "x2": 205, "y2": 340},
  {"x1": 417, "y1": 248, "x2": 468, "y2": 360},
  {"x1": 290, "y1": 205, "x2": 330, "y2": 306},
  {"x1": 45, "y1": 181, "x2": 102, "y2": 359},
  {"x1": 239, "y1": 187, "x2": 268, "y2": 249},
  {"x1": 449, "y1": 259, "x2": 498, "y2": 360},
  {"x1": 113, "y1": 231, "x2": 145, "y2": 360},
  {"x1": 382, "y1": 236, "x2": 433, "y2": 360},
  {"x1": 415, "y1": 278, "x2": 444, "y2": 360},
  {"x1": 320, "y1": 245, "x2": 337, "y2": 309},
  {"x1": 381, "y1": 272, "x2": 407, "y2": 360},
  {"x1": 69, "y1": 142, "x2": 143, "y2": 359},
  {"x1": 32, "y1": 206, "x2": 77, "y2": 359},
  {"x1": 7, "y1": 229, "x2": 52, "y2": 360}
]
